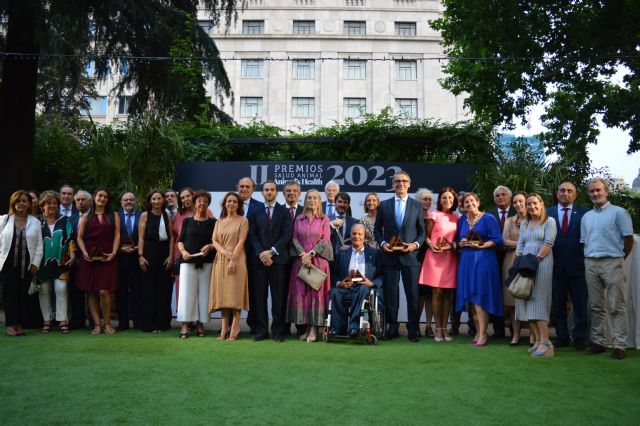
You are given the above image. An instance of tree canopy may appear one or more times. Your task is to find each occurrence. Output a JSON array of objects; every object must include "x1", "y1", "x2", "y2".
[
  {"x1": 0, "y1": 0, "x2": 242, "y2": 209},
  {"x1": 431, "y1": 0, "x2": 640, "y2": 177}
]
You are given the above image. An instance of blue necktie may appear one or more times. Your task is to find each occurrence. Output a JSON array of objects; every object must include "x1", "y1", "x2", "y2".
[
  {"x1": 395, "y1": 199, "x2": 403, "y2": 229},
  {"x1": 327, "y1": 203, "x2": 334, "y2": 220},
  {"x1": 125, "y1": 213, "x2": 133, "y2": 236}
]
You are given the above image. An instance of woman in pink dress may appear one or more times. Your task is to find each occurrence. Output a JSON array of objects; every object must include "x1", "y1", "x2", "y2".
[
  {"x1": 418, "y1": 187, "x2": 459, "y2": 342},
  {"x1": 287, "y1": 189, "x2": 333, "y2": 342}
]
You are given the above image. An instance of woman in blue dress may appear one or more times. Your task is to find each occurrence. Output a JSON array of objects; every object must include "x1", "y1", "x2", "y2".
[{"x1": 456, "y1": 192, "x2": 503, "y2": 347}]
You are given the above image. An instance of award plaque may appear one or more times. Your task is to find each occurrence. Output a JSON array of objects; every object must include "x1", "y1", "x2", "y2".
[
  {"x1": 388, "y1": 236, "x2": 406, "y2": 251},
  {"x1": 436, "y1": 237, "x2": 453, "y2": 251},
  {"x1": 90, "y1": 246, "x2": 106, "y2": 261},
  {"x1": 466, "y1": 231, "x2": 483, "y2": 248},
  {"x1": 119, "y1": 235, "x2": 137, "y2": 253},
  {"x1": 348, "y1": 269, "x2": 364, "y2": 283}
]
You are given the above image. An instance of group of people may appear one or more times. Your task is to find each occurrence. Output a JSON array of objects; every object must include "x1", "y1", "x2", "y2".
[{"x1": 0, "y1": 173, "x2": 634, "y2": 359}]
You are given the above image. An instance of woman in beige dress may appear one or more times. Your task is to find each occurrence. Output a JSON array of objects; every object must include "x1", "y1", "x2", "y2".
[
  {"x1": 209, "y1": 192, "x2": 249, "y2": 341},
  {"x1": 502, "y1": 190, "x2": 527, "y2": 346}
]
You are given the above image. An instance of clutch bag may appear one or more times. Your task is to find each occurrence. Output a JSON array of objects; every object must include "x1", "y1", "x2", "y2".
[
  {"x1": 297, "y1": 264, "x2": 326, "y2": 291},
  {"x1": 508, "y1": 273, "x2": 533, "y2": 299}
]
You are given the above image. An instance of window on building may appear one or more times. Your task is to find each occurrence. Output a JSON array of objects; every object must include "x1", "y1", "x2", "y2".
[
  {"x1": 293, "y1": 60, "x2": 315, "y2": 79},
  {"x1": 292, "y1": 97, "x2": 315, "y2": 118},
  {"x1": 84, "y1": 61, "x2": 97, "y2": 77},
  {"x1": 395, "y1": 60, "x2": 417, "y2": 80},
  {"x1": 119, "y1": 60, "x2": 130, "y2": 77},
  {"x1": 82, "y1": 96, "x2": 108, "y2": 115},
  {"x1": 242, "y1": 20, "x2": 264, "y2": 35},
  {"x1": 343, "y1": 60, "x2": 366, "y2": 79},
  {"x1": 344, "y1": 21, "x2": 366, "y2": 35},
  {"x1": 344, "y1": 98, "x2": 367, "y2": 118},
  {"x1": 395, "y1": 22, "x2": 417, "y2": 36},
  {"x1": 240, "y1": 97, "x2": 263, "y2": 117},
  {"x1": 293, "y1": 20, "x2": 315, "y2": 35},
  {"x1": 118, "y1": 96, "x2": 131, "y2": 115},
  {"x1": 241, "y1": 59, "x2": 264, "y2": 78},
  {"x1": 395, "y1": 98, "x2": 418, "y2": 118}
]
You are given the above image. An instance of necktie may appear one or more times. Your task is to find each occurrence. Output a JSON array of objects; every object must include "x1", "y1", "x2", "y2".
[
  {"x1": 170, "y1": 210, "x2": 175, "y2": 219},
  {"x1": 338, "y1": 215, "x2": 344, "y2": 237},
  {"x1": 395, "y1": 199, "x2": 403, "y2": 229},
  {"x1": 266, "y1": 205, "x2": 271, "y2": 225},
  {"x1": 125, "y1": 213, "x2": 133, "y2": 236},
  {"x1": 500, "y1": 210, "x2": 506, "y2": 230},
  {"x1": 290, "y1": 206, "x2": 295, "y2": 222},
  {"x1": 561, "y1": 208, "x2": 569, "y2": 235},
  {"x1": 327, "y1": 203, "x2": 334, "y2": 219}
]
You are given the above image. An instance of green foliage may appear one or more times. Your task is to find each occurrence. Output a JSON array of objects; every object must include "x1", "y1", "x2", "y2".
[
  {"x1": 431, "y1": 0, "x2": 640, "y2": 178},
  {"x1": 609, "y1": 189, "x2": 640, "y2": 233}
]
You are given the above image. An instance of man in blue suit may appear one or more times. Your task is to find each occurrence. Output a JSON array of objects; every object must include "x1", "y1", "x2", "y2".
[
  {"x1": 547, "y1": 181, "x2": 590, "y2": 349},
  {"x1": 330, "y1": 223, "x2": 383, "y2": 336},
  {"x1": 374, "y1": 171, "x2": 425, "y2": 342},
  {"x1": 117, "y1": 192, "x2": 142, "y2": 330},
  {"x1": 238, "y1": 176, "x2": 265, "y2": 334},
  {"x1": 248, "y1": 181, "x2": 293, "y2": 342}
]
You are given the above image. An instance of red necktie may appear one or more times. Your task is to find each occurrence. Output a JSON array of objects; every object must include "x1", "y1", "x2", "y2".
[
  {"x1": 266, "y1": 206, "x2": 271, "y2": 225},
  {"x1": 500, "y1": 210, "x2": 506, "y2": 230},
  {"x1": 290, "y1": 206, "x2": 295, "y2": 222},
  {"x1": 561, "y1": 208, "x2": 569, "y2": 235}
]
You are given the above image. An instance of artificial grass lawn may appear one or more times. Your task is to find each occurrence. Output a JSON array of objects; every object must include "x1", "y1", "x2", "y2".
[{"x1": 1, "y1": 329, "x2": 639, "y2": 425}]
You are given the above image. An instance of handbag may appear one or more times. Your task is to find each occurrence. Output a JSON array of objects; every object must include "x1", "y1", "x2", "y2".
[
  {"x1": 297, "y1": 264, "x2": 326, "y2": 291},
  {"x1": 507, "y1": 273, "x2": 533, "y2": 299}
]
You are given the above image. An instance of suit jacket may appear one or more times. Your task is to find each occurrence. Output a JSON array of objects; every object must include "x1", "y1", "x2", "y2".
[
  {"x1": 245, "y1": 197, "x2": 265, "y2": 252},
  {"x1": 0, "y1": 214, "x2": 44, "y2": 270},
  {"x1": 334, "y1": 246, "x2": 383, "y2": 288},
  {"x1": 322, "y1": 200, "x2": 352, "y2": 219},
  {"x1": 488, "y1": 206, "x2": 516, "y2": 223},
  {"x1": 330, "y1": 215, "x2": 359, "y2": 252},
  {"x1": 547, "y1": 204, "x2": 588, "y2": 276},
  {"x1": 118, "y1": 210, "x2": 141, "y2": 265},
  {"x1": 374, "y1": 196, "x2": 426, "y2": 267},
  {"x1": 248, "y1": 202, "x2": 292, "y2": 265}
]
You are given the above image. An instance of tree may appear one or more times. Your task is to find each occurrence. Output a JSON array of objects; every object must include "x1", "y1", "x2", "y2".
[
  {"x1": 431, "y1": 1, "x2": 640, "y2": 179},
  {"x1": 0, "y1": 0, "x2": 241, "y2": 209}
]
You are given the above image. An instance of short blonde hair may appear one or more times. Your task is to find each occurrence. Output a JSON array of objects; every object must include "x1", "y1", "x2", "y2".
[{"x1": 302, "y1": 189, "x2": 324, "y2": 218}]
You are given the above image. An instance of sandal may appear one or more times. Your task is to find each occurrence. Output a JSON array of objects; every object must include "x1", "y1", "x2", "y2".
[
  {"x1": 59, "y1": 324, "x2": 70, "y2": 334},
  {"x1": 42, "y1": 323, "x2": 52, "y2": 334},
  {"x1": 179, "y1": 332, "x2": 189, "y2": 339},
  {"x1": 103, "y1": 323, "x2": 117, "y2": 335},
  {"x1": 91, "y1": 325, "x2": 102, "y2": 335}
]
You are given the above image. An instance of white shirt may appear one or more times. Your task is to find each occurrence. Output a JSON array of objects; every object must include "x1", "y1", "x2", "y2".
[
  {"x1": 265, "y1": 202, "x2": 275, "y2": 220},
  {"x1": 348, "y1": 246, "x2": 367, "y2": 277},
  {"x1": 557, "y1": 204, "x2": 573, "y2": 226},
  {"x1": 59, "y1": 205, "x2": 73, "y2": 217},
  {"x1": 243, "y1": 200, "x2": 250, "y2": 217},
  {"x1": 158, "y1": 214, "x2": 168, "y2": 241}
]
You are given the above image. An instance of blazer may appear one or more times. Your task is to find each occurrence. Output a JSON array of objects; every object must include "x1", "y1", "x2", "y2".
[
  {"x1": 334, "y1": 246, "x2": 383, "y2": 288},
  {"x1": 330, "y1": 215, "x2": 359, "y2": 251},
  {"x1": 248, "y1": 202, "x2": 293, "y2": 265},
  {"x1": 322, "y1": 200, "x2": 352, "y2": 218},
  {"x1": 374, "y1": 196, "x2": 426, "y2": 267},
  {"x1": 547, "y1": 204, "x2": 588, "y2": 276},
  {"x1": 488, "y1": 206, "x2": 516, "y2": 223},
  {"x1": 118, "y1": 210, "x2": 142, "y2": 243},
  {"x1": 0, "y1": 214, "x2": 44, "y2": 270}
]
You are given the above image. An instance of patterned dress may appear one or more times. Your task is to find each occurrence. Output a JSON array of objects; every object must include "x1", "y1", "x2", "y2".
[
  {"x1": 515, "y1": 218, "x2": 557, "y2": 321},
  {"x1": 287, "y1": 214, "x2": 333, "y2": 327},
  {"x1": 501, "y1": 215, "x2": 522, "y2": 307},
  {"x1": 359, "y1": 214, "x2": 379, "y2": 249}
]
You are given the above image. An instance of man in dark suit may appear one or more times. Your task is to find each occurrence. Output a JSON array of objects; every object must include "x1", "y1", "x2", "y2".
[
  {"x1": 238, "y1": 176, "x2": 265, "y2": 333},
  {"x1": 329, "y1": 192, "x2": 359, "y2": 257},
  {"x1": 329, "y1": 223, "x2": 383, "y2": 336},
  {"x1": 116, "y1": 191, "x2": 142, "y2": 330},
  {"x1": 322, "y1": 180, "x2": 352, "y2": 219},
  {"x1": 487, "y1": 185, "x2": 516, "y2": 339},
  {"x1": 283, "y1": 180, "x2": 304, "y2": 337},
  {"x1": 374, "y1": 170, "x2": 425, "y2": 342},
  {"x1": 59, "y1": 184, "x2": 79, "y2": 223},
  {"x1": 248, "y1": 180, "x2": 293, "y2": 342},
  {"x1": 546, "y1": 181, "x2": 590, "y2": 350}
]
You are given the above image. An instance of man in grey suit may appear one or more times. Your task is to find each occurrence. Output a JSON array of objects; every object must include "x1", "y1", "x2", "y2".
[
  {"x1": 374, "y1": 171, "x2": 425, "y2": 342},
  {"x1": 546, "y1": 181, "x2": 590, "y2": 350}
]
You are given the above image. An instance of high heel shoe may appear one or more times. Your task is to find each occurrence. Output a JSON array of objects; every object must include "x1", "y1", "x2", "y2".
[
  {"x1": 228, "y1": 328, "x2": 241, "y2": 341},
  {"x1": 434, "y1": 328, "x2": 444, "y2": 343},
  {"x1": 217, "y1": 328, "x2": 229, "y2": 341},
  {"x1": 532, "y1": 341, "x2": 554, "y2": 357},
  {"x1": 443, "y1": 329, "x2": 453, "y2": 342}
]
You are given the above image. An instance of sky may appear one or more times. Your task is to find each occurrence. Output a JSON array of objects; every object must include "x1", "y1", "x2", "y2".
[{"x1": 509, "y1": 104, "x2": 640, "y2": 186}]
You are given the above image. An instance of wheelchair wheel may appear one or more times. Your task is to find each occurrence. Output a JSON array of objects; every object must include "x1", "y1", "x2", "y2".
[
  {"x1": 367, "y1": 334, "x2": 377, "y2": 345},
  {"x1": 370, "y1": 306, "x2": 386, "y2": 338}
]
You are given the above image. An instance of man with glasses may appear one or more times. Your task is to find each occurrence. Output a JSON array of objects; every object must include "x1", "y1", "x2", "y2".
[{"x1": 374, "y1": 171, "x2": 425, "y2": 342}]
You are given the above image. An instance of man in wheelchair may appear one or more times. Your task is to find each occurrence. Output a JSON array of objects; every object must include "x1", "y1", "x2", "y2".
[{"x1": 329, "y1": 223, "x2": 383, "y2": 337}]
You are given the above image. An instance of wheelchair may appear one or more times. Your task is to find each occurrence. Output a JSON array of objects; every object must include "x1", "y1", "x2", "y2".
[{"x1": 322, "y1": 286, "x2": 386, "y2": 345}]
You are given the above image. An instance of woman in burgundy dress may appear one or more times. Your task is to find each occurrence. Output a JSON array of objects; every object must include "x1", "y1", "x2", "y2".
[{"x1": 76, "y1": 188, "x2": 121, "y2": 335}]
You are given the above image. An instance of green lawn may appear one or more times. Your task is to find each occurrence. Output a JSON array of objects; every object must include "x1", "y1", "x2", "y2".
[{"x1": 1, "y1": 328, "x2": 638, "y2": 425}]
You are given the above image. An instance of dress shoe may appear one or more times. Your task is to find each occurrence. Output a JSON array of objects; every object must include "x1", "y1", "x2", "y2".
[
  {"x1": 383, "y1": 327, "x2": 400, "y2": 340},
  {"x1": 585, "y1": 343, "x2": 606, "y2": 355},
  {"x1": 610, "y1": 348, "x2": 625, "y2": 360},
  {"x1": 408, "y1": 333, "x2": 420, "y2": 342},
  {"x1": 253, "y1": 333, "x2": 268, "y2": 342},
  {"x1": 554, "y1": 337, "x2": 570, "y2": 348},
  {"x1": 448, "y1": 327, "x2": 460, "y2": 337},
  {"x1": 573, "y1": 339, "x2": 590, "y2": 351},
  {"x1": 349, "y1": 329, "x2": 360, "y2": 338},
  {"x1": 274, "y1": 335, "x2": 284, "y2": 343}
]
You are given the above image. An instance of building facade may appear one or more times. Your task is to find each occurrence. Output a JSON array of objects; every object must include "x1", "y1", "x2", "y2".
[{"x1": 85, "y1": 0, "x2": 468, "y2": 128}]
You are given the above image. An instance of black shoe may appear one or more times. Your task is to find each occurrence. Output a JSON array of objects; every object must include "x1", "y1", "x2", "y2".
[
  {"x1": 554, "y1": 337, "x2": 570, "y2": 348},
  {"x1": 408, "y1": 333, "x2": 420, "y2": 342},
  {"x1": 253, "y1": 333, "x2": 268, "y2": 342},
  {"x1": 349, "y1": 329, "x2": 359, "y2": 338},
  {"x1": 585, "y1": 343, "x2": 607, "y2": 355},
  {"x1": 573, "y1": 339, "x2": 590, "y2": 351},
  {"x1": 385, "y1": 326, "x2": 400, "y2": 340},
  {"x1": 448, "y1": 327, "x2": 460, "y2": 336},
  {"x1": 274, "y1": 335, "x2": 284, "y2": 342},
  {"x1": 425, "y1": 327, "x2": 435, "y2": 338}
]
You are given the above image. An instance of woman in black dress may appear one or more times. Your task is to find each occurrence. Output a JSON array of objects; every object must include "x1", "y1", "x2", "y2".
[{"x1": 138, "y1": 189, "x2": 174, "y2": 332}]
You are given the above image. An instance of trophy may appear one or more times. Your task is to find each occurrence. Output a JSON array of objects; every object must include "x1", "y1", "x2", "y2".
[
  {"x1": 119, "y1": 234, "x2": 137, "y2": 253},
  {"x1": 436, "y1": 237, "x2": 453, "y2": 251},
  {"x1": 347, "y1": 269, "x2": 364, "y2": 284},
  {"x1": 466, "y1": 231, "x2": 483, "y2": 248},
  {"x1": 89, "y1": 246, "x2": 106, "y2": 261},
  {"x1": 388, "y1": 235, "x2": 406, "y2": 251}
]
